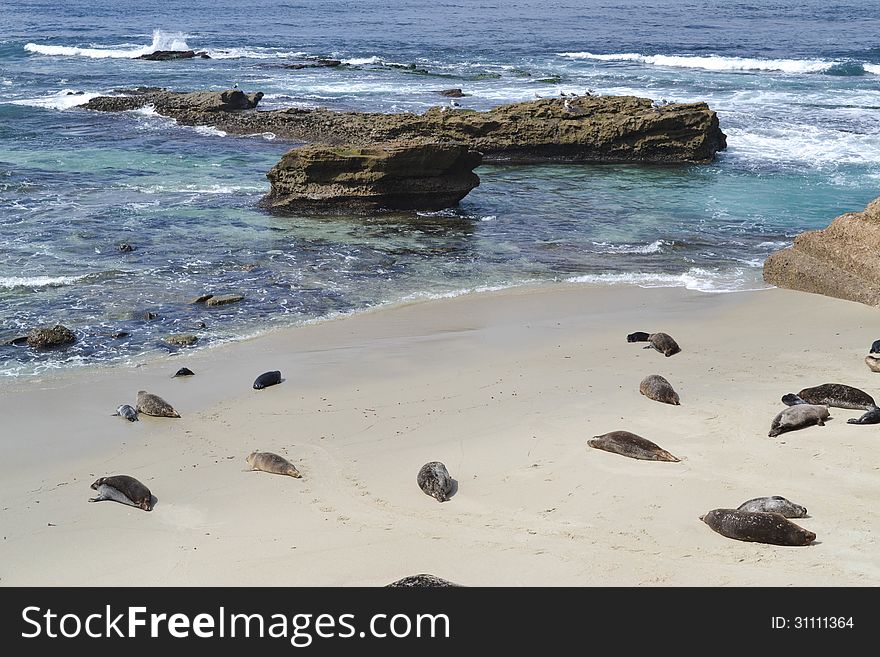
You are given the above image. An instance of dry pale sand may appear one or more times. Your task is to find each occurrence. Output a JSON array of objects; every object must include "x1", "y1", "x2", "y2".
[{"x1": 1, "y1": 283, "x2": 879, "y2": 586}]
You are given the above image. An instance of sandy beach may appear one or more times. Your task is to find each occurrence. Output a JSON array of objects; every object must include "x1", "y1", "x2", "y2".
[{"x1": 1, "y1": 283, "x2": 879, "y2": 586}]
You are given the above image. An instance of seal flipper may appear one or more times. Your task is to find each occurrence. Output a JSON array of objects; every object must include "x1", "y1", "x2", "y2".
[{"x1": 782, "y1": 393, "x2": 806, "y2": 406}]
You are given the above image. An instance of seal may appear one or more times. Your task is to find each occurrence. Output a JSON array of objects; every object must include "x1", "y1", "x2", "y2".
[
  {"x1": 736, "y1": 496, "x2": 807, "y2": 518},
  {"x1": 639, "y1": 374, "x2": 680, "y2": 405},
  {"x1": 135, "y1": 390, "x2": 181, "y2": 418},
  {"x1": 700, "y1": 508, "x2": 815, "y2": 546},
  {"x1": 781, "y1": 383, "x2": 876, "y2": 411},
  {"x1": 626, "y1": 331, "x2": 650, "y2": 343},
  {"x1": 865, "y1": 355, "x2": 880, "y2": 373},
  {"x1": 847, "y1": 407, "x2": 880, "y2": 425},
  {"x1": 112, "y1": 404, "x2": 139, "y2": 422},
  {"x1": 588, "y1": 431, "x2": 679, "y2": 462},
  {"x1": 253, "y1": 370, "x2": 282, "y2": 390},
  {"x1": 870, "y1": 339, "x2": 880, "y2": 354},
  {"x1": 173, "y1": 367, "x2": 195, "y2": 377},
  {"x1": 89, "y1": 475, "x2": 153, "y2": 511},
  {"x1": 627, "y1": 331, "x2": 680, "y2": 357},
  {"x1": 768, "y1": 404, "x2": 829, "y2": 437},
  {"x1": 417, "y1": 461, "x2": 454, "y2": 502},
  {"x1": 386, "y1": 574, "x2": 460, "y2": 587},
  {"x1": 245, "y1": 451, "x2": 301, "y2": 477}
]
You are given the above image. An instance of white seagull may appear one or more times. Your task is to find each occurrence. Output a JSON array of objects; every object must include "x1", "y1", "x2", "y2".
[{"x1": 450, "y1": 99, "x2": 461, "y2": 108}]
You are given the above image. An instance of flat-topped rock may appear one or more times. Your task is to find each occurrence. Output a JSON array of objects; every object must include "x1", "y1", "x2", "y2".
[
  {"x1": 204, "y1": 294, "x2": 244, "y2": 306},
  {"x1": 137, "y1": 50, "x2": 210, "y2": 61},
  {"x1": 26, "y1": 325, "x2": 76, "y2": 349},
  {"x1": 82, "y1": 88, "x2": 263, "y2": 114}
]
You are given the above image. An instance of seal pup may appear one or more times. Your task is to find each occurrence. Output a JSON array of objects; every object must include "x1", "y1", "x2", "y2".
[
  {"x1": 736, "y1": 496, "x2": 807, "y2": 518},
  {"x1": 173, "y1": 367, "x2": 195, "y2": 377},
  {"x1": 847, "y1": 407, "x2": 880, "y2": 424},
  {"x1": 700, "y1": 508, "x2": 815, "y2": 546},
  {"x1": 865, "y1": 355, "x2": 880, "y2": 373},
  {"x1": 768, "y1": 404, "x2": 829, "y2": 437},
  {"x1": 417, "y1": 461, "x2": 454, "y2": 502},
  {"x1": 639, "y1": 374, "x2": 680, "y2": 405},
  {"x1": 386, "y1": 574, "x2": 461, "y2": 587},
  {"x1": 781, "y1": 383, "x2": 876, "y2": 411},
  {"x1": 627, "y1": 331, "x2": 680, "y2": 356},
  {"x1": 112, "y1": 404, "x2": 139, "y2": 422},
  {"x1": 253, "y1": 370, "x2": 282, "y2": 390},
  {"x1": 135, "y1": 390, "x2": 180, "y2": 418},
  {"x1": 588, "y1": 431, "x2": 679, "y2": 462},
  {"x1": 89, "y1": 475, "x2": 153, "y2": 511},
  {"x1": 245, "y1": 451, "x2": 301, "y2": 478}
]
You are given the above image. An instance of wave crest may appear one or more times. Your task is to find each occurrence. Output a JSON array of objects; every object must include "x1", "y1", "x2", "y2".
[{"x1": 24, "y1": 30, "x2": 190, "y2": 59}]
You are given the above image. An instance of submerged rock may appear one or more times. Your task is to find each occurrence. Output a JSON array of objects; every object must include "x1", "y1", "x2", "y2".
[
  {"x1": 436, "y1": 88, "x2": 467, "y2": 97},
  {"x1": 204, "y1": 294, "x2": 244, "y2": 306},
  {"x1": 26, "y1": 325, "x2": 76, "y2": 349},
  {"x1": 764, "y1": 197, "x2": 880, "y2": 306},
  {"x1": 137, "y1": 50, "x2": 210, "y2": 61},
  {"x1": 163, "y1": 334, "x2": 199, "y2": 347},
  {"x1": 261, "y1": 141, "x2": 481, "y2": 213}
]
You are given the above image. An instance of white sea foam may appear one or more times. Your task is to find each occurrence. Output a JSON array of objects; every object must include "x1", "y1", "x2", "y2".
[
  {"x1": 203, "y1": 47, "x2": 307, "y2": 60},
  {"x1": 7, "y1": 90, "x2": 103, "y2": 110},
  {"x1": 193, "y1": 125, "x2": 228, "y2": 137},
  {"x1": 724, "y1": 124, "x2": 880, "y2": 167},
  {"x1": 591, "y1": 239, "x2": 667, "y2": 255},
  {"x1": 566, "y1": 268, "x2": 768, "y2": 293},
  {"x1": 0, "y1": 274, "x2": 89, "y2": 289},
  {"x1": 24, "y1": 30, "x2": 190, "y2": 59},
  {"x1": 864, "y1": 64, "x2": 880, "y2": 75},
  {"x1": 341, "y1": 56, "x2": 382, "y2": 66},
  {"x1": 559, "y1": 51, "x2": 837, "y2": 74}
]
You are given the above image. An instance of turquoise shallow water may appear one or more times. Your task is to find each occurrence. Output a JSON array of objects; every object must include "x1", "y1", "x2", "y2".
[{"x1": 2, "y1": 1, "x2": 880, "y2": 375}]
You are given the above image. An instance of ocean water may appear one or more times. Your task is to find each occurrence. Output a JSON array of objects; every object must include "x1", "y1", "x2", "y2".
[{"x1": 2, "y1": 0, "x2": 880, "y2": 376}]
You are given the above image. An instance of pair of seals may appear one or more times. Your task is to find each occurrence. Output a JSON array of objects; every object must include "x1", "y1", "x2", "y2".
[
  {"x1": 136, "y1": 390, "x2": 180, "y2": 418},
  {"x1": 639, "y1": 374, "x2": 680, "y2": 405},
  {"x1": 113, "y1": 404, "x2": 139, "y2": 422},
  {"x1": 737, "y1": 496, "x2": 807, "y2": 518},
  {"x1": 253, "y1": 370, "x2": 282, "y2": 390},
  {"x1": 769, "y1": 404, "x2": 829, "y2": 437},
  {"x1": 588, "y1": 431, "x2": 679, "y2": 462},
  {"x1": 386, "y1": 574, "x2": 460, "y2": 587},
  {"x1": 627, "y1": 331, "x2": 680, "y2": 357},
  {"x1": 418, "y1": 461, "x2": 454, "y2": 502},
  {"x1": 246, "y1": 451, "x2": 301, "y2": 478},
  {"x1": 701, "y1": 508, "x2": 815, "y2": 546},
  {"x1": 89, "y1": 475, "x2": 153, "y2": 511}
]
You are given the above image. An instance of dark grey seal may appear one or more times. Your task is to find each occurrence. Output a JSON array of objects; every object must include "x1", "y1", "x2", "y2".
[
  {"x1": 112, "y1": 404, "x2": 139, "y2": 422},
  {"x1": 736, "y1": 496, "x2": 807, "y2": 518},
  {"x1": 89, "y1": 475, "x2": 153, "y2": 511},
  {"x1": 782, "y1": 383, "x2": 876, "y2": 411},
  {"x1": 627, "y1": 331, "x2": 680, "y2": 356},
  {"x1": 639, "y1": 374, "x2": 680, "y2": 405},
  {"x1": 847, "y1": 408, "x2": 880, "y2": 425},
  {"x1": 870, "y1": 339, "x2": 880, "y2": 354},
  {"x1": 253, "y1": 370, "x2": 282, "y2": 390},
  {"x1": 386, "y1": 574, "x2": 461, "y2": 587},
  {"x1": 700, "y1": 508, "x2": 815, "y2": 546},
  {"x1": 588, "y1": 431, "x2": 679, "y2": 462},
  {"x1": 417, "y1": 461, "x2": 454, "y2": 502},
  {"x1": 769, "y1": 404, "x2": 829, "y2": 437},
  {"x1": 173, "y1": 367, "x2": 195, "y2": 377}
]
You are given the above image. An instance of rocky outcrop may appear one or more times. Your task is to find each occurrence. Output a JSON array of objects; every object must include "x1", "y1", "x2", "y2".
[
  {"x1": 763, "y1": 197, "x2": 880, "y2": 306},
  {"x1": 26, "y1": 325, "x2": 76, "y2": 349},
  {"x1": 204, "y1": 294, "x2": 244, "y2": 306},
  {"x1": 262, "y1": 141, "x2": 481, "y2": 213},
  {"x1": 280, "y1": 58, "x2": 342, "y2": 69},
  {"x1": 138, "y1": 50, "x2": 210, "y2": 61},
  {"x1": 436, "y1": 88, "x2": 467, "y2": 98},
  {"x1": 80, "y1": 90, "x2": 726, "y2": 164}
]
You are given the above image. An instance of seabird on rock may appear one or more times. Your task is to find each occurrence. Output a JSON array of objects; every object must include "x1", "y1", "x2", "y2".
[{"x1": 563, "y1": 98, "x2": 573, "y2": 112}]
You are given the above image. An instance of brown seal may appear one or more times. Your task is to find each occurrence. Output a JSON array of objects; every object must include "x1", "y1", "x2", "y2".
[
  {"x1": 865, "y1": 355, "x2": 880, "y2": 373},
  {"x1": 639, "y1": 374, "x2": 680, "y2": 405},
  {"x1": 700, "y1": 508, "x2": 815, "y2": 546},
  {"x1": 246, "y1": 451, "x2": 301, "y2": 477},
  {"x1": 768, "y1": 404, "x2": 829, "y2": 437},
  {"x1": 627, "y1": 331, "x2": 680, "y2": 356},
  {"x1": 89, "y1": 475, "x2": 153, "y2": 511},
  {"x1": 588, "y1": 431, "x2": 679, "y2": 462},
  {"x1": 136, "y1": 390, "x2": 180, "y2": 418}
]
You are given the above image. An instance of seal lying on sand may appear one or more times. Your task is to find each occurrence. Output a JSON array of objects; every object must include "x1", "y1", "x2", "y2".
[
  {"x1": 769, "y1": 404, "x2": 829, "y2": 437},
  {"x1": 245, "y1": 451, "x2": 301, "y2": 477},
  {"x1": 112, "y1": 404, "x2": 139, "y2": 422},
  {"x1": 136, "y1": 390, "x2": 180, "y2": 418},
  {"x1": 386, "y1": 574, "x2": 461, "y2": 587},
  {"x1": 417, "y1": 461, "x2": 454, "y2": 502},
  {"x1": 736, "y1": 496, "x2": 807, "y2": 518},
  {"x1": 588, "y1": 431, "x2": 679, "y2": 462},
  {"x1": 700, "y1": 508, "x2": 815, "y2": 546},
  {"x1": 865, "y1": 355, "x2": 880, "y2": 373},
  {"x1": 627, "y1": 331, "x2": 680, "y2": 357},
  {"x1": 870, "y1": 339, "x2": 880, "y2": 354},
  {"x1": 782, "y1": 383, "x2": 876, "y2": 411},
  {"x1": 847, "y1": 407, "x2": 880, "y2": 424},
  {"x1": 89, "y1": 475, "x2": 153, "y2": 511},
  {"x1": 253, "y1": 370, "x2": 282, "y2": 390},
  {"x1": 639, "y1": 374, "x2": 680, "y2": 405}
]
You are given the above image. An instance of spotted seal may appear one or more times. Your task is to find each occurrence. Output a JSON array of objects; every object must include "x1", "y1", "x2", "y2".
[
  {"x1": 112, "y1": 404, "x2": 139, "y2": 422},
  {"x1": 417, "y1": 461, "x2": 454, "y2": 502},
  {"x1": 736, "y1": 496, "x2": 807, "y2": 518},
  {"x1": 386, "y1": 574, "x2": 461, "y2": 587},
  {"x1": 89, "y1": 475, "x2": 153, "y2": 511},
  {"x1": 135, "y1": 390, "x2": 180, "y2": 418},
  {"x1": 639, "y1": 374, "x2": 680, "y2": 405},
  {"x1": 847, "y1": 407, "x2": 880, "y2": 425},
  {"x1": 700, "y1": 508, "x2": 815, "y2": 546},
  {"x1": 253, "y1": 370, "x2": 282, "y2": 390},
  {"x1": 769, "y1": 404, "x2": 829, "y2": 437},
  {"x1": 245, "y1": 451, "x2": 301, "y2": 478},
  {"x1": 627, "y1": 331, "x2": 680, "y2": 357},
  {"x1": 588, "y1": 431, "x2": 679, "y2": 462},
  {"x1": 782, "y1": 383, "x2": 876, "y2": 411}
]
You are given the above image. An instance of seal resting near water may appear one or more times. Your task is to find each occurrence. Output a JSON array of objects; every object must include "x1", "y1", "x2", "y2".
[
  {"x1": 768, "y1": 404, "x2": 829, "y2": 437},
  {"x1": 253, "y1": 370, "x2": 282, "y2": 390},
  {"x1": 627, "y1": 331, "x2": 680, "y2": 357},
  {"x1": 89, "y1": 475, "x2": 153, "y2": 511},
  {"x1": 588, "y1": 431, "x2": 679, "y2": 462},
  {"x1": 112, "y1": 404, "x2": 139, "y2": 422},
  {"x1": 386, "y1": 574, "x2": 460, "y2": 587},
  {"x1": 136, "y1": 390, "x2": 180, "y2": 418},
  {"x1": 700, "y1": 508, "x2": 815, "y2": 546},
  {"x1": 245, "y1": 451, "x2": 301, "y2": 477},
  {"x1": 639, "y1": 374, "x2": 680, "y2": 405},
  {"x1": 736, "y1": 496, "x2": 807, "y2": 518},
  {"x1": 782, "y1": 383, "x2": 876, "y2": 411},
  {"x1": 417, "y1": 461, "x2": 454, "y2": 502}
]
